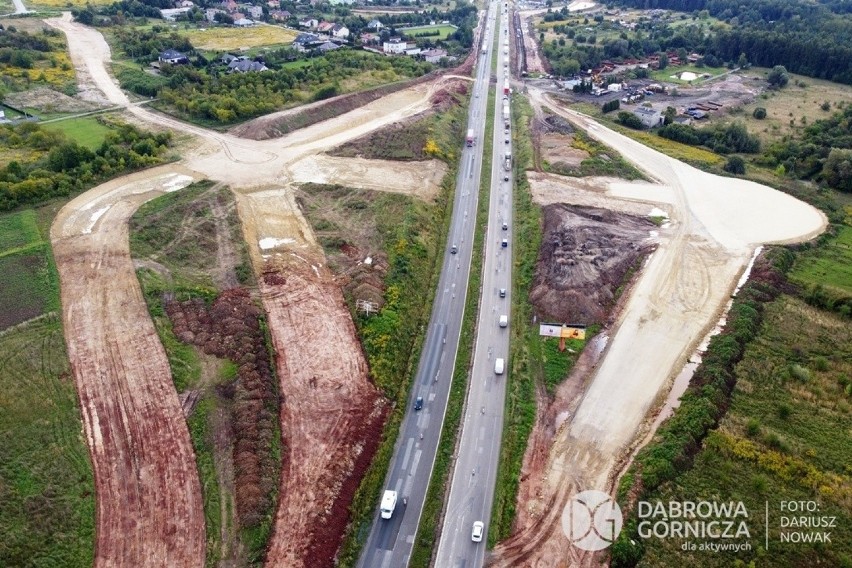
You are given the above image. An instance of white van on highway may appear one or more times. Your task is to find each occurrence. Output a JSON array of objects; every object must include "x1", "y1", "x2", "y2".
[
  {"x1": 499, "y1": 314, "x2": 508, "y2": 327},
  {"x1": 494, "y1": 358, "x2": 505, "y2": 374},
  {"x1": 380, "y1": 490, "x2": 397, "y2": 519}
]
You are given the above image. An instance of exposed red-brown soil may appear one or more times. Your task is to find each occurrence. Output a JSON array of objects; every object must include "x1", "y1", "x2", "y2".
[
  {"x1": 260, "y1": 256, "x2": 388, "y2": 567},
  {"x1": 50, "y1": 167, "x2": 206, "y2": 567},
  {"x1": 167, "y1": 288, "x2": 279, "y2": 527}
]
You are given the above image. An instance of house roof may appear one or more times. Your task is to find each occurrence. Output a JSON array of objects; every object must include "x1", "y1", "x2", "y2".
[
  {"x1": 634, "y1": 107, "x2": 660, "y2": 116},
  {"x1": 368, "y1": 19, "x2": 382, "y2": 27},
  {"x1": 228, "y1": 59, "x2": 268, "y2": 72},
  {"x1": 332, "y1": 23, "x2": 347, "y2": 31},
  {"x1": 293, "y1": 32, "x2": 320, "y2": 44},
  {"x1": 234, "y1": 17, "x2": 254, "y2": 25},
  {"x1": 160, "y1": 49, "x2": 187, "y2": 60},
  {"x1": 317, "y1": 41, "x2": 340, "y2": 51}
]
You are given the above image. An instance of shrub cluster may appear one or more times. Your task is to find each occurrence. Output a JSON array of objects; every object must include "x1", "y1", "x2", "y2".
[
  {"x1": 167, "y1": 289, "x2": 279, "y2": 528},
  {"x1": 0, "y1": 121, "x2": 171, "y2": 211}
]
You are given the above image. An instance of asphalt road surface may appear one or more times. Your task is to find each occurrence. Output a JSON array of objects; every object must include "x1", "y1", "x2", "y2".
[
  {"x1": 356, "y1": 4, "x2": 501, "y2": 567},
  {"x1": 432, "y1": 3, "x2": 515, "y2": 567}
]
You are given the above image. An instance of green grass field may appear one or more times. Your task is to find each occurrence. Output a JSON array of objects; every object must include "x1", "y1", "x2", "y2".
[
  {"x1": 0, "y1": 315, "x2": 95, "y2": 568},
  {"x1": 43, "y1": 117, "x2": 112, "y2": 151},
  {"x1": 789, "y1": 225, "x2": 852, "y2": 295},
  {"x1": 400, "y1": 23, "x2": 457, "y2": 40},
  {"x1": 634, "y1": 295, "x2": 851, "y2": 567}
]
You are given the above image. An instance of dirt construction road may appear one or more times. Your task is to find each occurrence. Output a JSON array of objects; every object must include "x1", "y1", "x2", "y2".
[
  {"x1": 51, "y1": 166, "x2": 206, "y2": 567},
  {"x1": 488, "y1": 90, "x2": 826, "y2": 567},
  {"x1": 48, "y1": 11, "x2": 448, "y2": 567}
]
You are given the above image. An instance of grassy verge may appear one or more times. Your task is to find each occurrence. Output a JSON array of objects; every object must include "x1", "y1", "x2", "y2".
[
  {"x1": 129, "y1": 181, "x2": 273, "y2": 566},
  {"x1": 332, "y1": 102, "x2": 467, "y2": 567},
  {"x1": 409, "y1": 87, "x2": 496, "y2": 568},
  {"x1": 789, "y1": 224, "x2": 852, "y2": 317}
]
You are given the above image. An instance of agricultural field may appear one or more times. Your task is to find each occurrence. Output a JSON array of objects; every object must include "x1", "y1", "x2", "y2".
[
  {"x1": 634, "y1": 294, "x2": 852, "y2": 568},
  {"x1": 0, "y1": 208, "x2": 59, "y2": 329},
  {"x1": 43, "y1": 116, "x2": 112, "y2": 150},
  {"x1": 721, "y1": 68, "x2": 852, "y2": 144},
  {"x1": 26, "y1": 0, "x2": 112, "y2": 9},
  {"x1": 0, "y1": 200, "x2": 94, "y2": 567},
  {"x1": 182, "y1": 23, "x2": 297, "y2": 52}
]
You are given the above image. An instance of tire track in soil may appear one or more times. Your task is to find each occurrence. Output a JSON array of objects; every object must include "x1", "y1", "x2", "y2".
[
  {"x1": 258, "y1": 256, "x2": 388, "y2": 568},
  {"x1": 51, "y1": 166, "x2": 206, "y2": 567}
]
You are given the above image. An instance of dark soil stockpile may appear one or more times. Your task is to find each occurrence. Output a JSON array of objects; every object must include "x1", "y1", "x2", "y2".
[
  {"x1": 167, "y1": 288, "x2": 279, "y2": 527},
  {"x1": 531, "y1": 204, "x2": 657, "y2": 325}
]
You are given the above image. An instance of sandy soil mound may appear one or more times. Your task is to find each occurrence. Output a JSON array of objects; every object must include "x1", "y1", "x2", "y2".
[{"x1": 4, "y1": 87, "x2": 107, "y2": 113}]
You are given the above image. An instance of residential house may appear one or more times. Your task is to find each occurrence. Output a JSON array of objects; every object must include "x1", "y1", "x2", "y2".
[
  {"x1": 331, "y1": 24, "x2": 349, "y2": 39},
  {"x1": 221, "y1": 53, "x2": 242, "y2": 63},
  {"x1": 420, "y1": 48, "x2": 447, "y2": 63},
  {"x1": 219, "y1": 0, "x2": 237, "y2": 11},
  {"x1": 367, "y1": 19, "x2": 382, "y2": 30},
  {"x1": 239, "y1": 4, "x2": 263, "y2": 19},
  {"x1": 383, "y1": 37, "x2": 407, "y2": 54},
  {"x1": 266, "y1": 0, "x2": 279, "y2": 7},
  {"x1": 159, "y1": 49, "x2": 189, "y2": 64},
  {"x1": 317, "y1": 21, "x2": 334, "y2": 33},
  {"x1": 292, "y1": 32, "x2": 321, "y2": 51},
  {"x1": 269, "y1": 9, "x2": 290, "y2": 20},
  {"x1": 229, "y1": 59, "x2": 269, "y2": 72},
  {"x1": 359, "y1": 32, "x2": 378, "y2": 44},
  {"x1": 299, "y1": 17, "x2": 318, "y2": 29},
  {"x1": 633, "y1": 107, "x2": 663, "y2": 128},
  {"x1": 178, "y1": 0, "x2": 194, "y2": 8},
  {"x1": 405, "y1": 46, "x2": 421, "y2": 56},
  {"x1": 205, "y1": 7, "x2": 224, "y2": 21},
  {"x1": 329, "y1": 0, "x2": 356, "y2": 4},
  {"x1": 160, "y1": 7, "x2": 191, "y2": 20},
  {"x1": 234, "y1": 17, "x2": 255, "y2": 26}
]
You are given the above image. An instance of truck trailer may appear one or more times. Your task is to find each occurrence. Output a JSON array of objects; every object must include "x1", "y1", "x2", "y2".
[{"x1": 466, "y1": 128, "x2": 475, "y2": 147}]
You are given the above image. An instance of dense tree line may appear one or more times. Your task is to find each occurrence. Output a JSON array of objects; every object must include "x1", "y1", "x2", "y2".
[
  {"x1": 657, "y1": 122, "x2": 761, "y2": 153},
  {"x1": 611, "y1": 0, "x2": 852, "y2": 84},
  {"x1": 145, "y1": 50, "x2": 431, "y2": 123},
  {"x1": 0, "y1": 122, "x2": 171, "y2": 211}
]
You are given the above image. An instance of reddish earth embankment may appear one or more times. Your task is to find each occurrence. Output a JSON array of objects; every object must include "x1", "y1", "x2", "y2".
[
  {"x1": 51, "y1": 168, "x2": 206, "y2": 567},
  {"x1": 261, "y1": 257, "x2": 387, "y2": 567}
]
